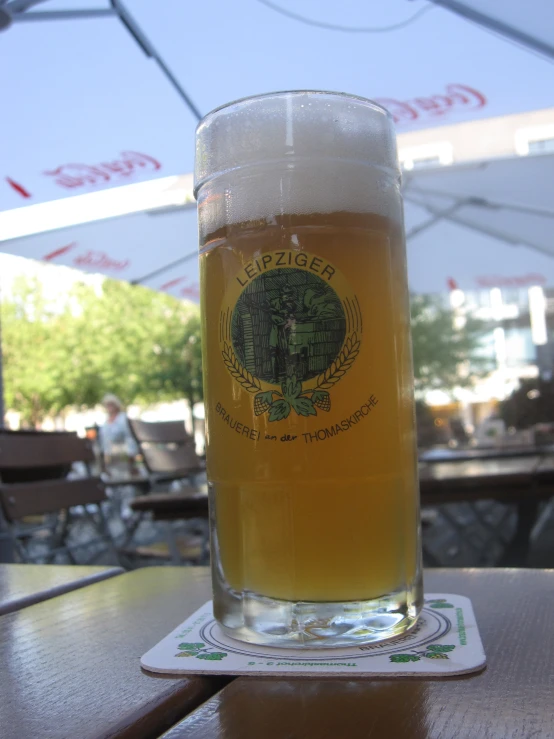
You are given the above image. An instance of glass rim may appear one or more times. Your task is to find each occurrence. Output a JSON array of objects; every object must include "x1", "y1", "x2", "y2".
[{"x1": 196, "y1": 90, "x2": 393, "y2": 131}]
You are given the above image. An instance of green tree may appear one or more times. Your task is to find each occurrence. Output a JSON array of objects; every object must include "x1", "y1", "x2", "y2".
[
  {"x1": 2, "y1": 277, "x2": 80, "y2": 426},
  {"x1": 410, "y1": 294, "x2": 488, "y2": 396},
  {"x1": 3, "y1": 277, "x2": 491, "y2": 426},
  {"x1": 2, "y1": 276, "x2": 202, "y2": 425},
  {"x1": 68, "y1": 279, "x2": 203, "y2": 409},
  {"x1": 66, "y1": 279, "x2": 200, "y2": 407},
  {"x1": 148, "y1": 312, "x2": 203, "y2": 409}
]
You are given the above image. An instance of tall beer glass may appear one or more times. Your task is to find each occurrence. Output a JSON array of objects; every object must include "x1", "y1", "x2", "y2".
[{"x1": 195, "y1": 91, "x2": 422, "y2": 647}]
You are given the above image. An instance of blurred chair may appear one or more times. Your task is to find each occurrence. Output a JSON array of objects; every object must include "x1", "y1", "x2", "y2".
[
  {"x1": 119, "y1": 419, "x2": 208, "y2": 565},
  {"x1": 0, "y1": 431, "x2": 120, "y2": 565},
  {"x1": 128, "y1": 419, "x2": 205, "y2": 490}
]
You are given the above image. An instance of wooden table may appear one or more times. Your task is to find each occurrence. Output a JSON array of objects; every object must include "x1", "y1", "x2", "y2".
[
  {"x1": 420, "y1": 456, "x2": 554, "y2": 565},
  {"x1": 160, "y1": 569, "x2": 554, "y2": 739},
  {"x1": 0, "y1": 567, "x2": 227, "y2": 739},
  {"x1": 0, "y1": 563, "x2": 123, "y2": 615}
]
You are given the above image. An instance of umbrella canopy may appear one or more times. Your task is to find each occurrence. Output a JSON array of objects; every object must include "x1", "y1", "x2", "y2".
[
  {"x1": 403, "y1": 151, "x2": 554, "y2": 294},
  {"x1": 1, "y1": 0, "x2": 553, "y2": 300},
  {"x1": 1, "y1": 150, "x2": 553, "y2": 302},
  {"x1": 0, "y1": 201, "x2": 199, "y2": 299},
  {"x1": 1, "y1": 0, "x2": 554, "y2": 213},
  {"x1": 0, "y1": 173, "x2": 199, "y2": 298}
]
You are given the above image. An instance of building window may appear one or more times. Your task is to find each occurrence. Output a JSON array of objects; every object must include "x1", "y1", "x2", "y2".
[
  {"x1": 527, "y1": 138, "x2": 554, "y2": 154},
  {"x1": 400, "y1": 142, "x2": 453, "y2": 171},
  {"x1": 515, "y1": 124, "x2": 554, "y2": 156},
  {"x1": 502, "y1": 288, "x2": 529, "y2": 309},
  {"x1": 504, "y1": 328, "x2": 535, "y2": 367},
  {"x1": 408, "y1": 156, "x2": 442, "y2": 170}
]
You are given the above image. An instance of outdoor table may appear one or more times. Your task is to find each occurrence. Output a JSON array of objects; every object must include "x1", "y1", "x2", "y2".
[
  {"x1": 0, "y1": 566, "x2": 227, "y2": 739},
  {"x1": 160, "y1": 568, "x2": 554, "y2": 739},
  {"x1": 0, "y1": 563, "x2": 123, "y2": 615},
  {"x1": 419, "y1": 455, "x2": 554, "y2": 565},
  {"x1": 419, "y1": 444, "x2": 554, "y2": 464}
]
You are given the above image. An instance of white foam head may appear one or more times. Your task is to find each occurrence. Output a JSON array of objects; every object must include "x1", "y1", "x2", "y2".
[{"x1": 195, "y1": 91, "x2": 401, "y2": 227}]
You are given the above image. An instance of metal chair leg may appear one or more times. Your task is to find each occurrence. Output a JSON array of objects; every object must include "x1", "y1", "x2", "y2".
[
  {"x1": 93, "y1": 504, "x2": 125, "y2": 567},
  {"x1": 163, "y1": 522, "x2": 182, "y2": 565},
  {"x1": 45, "y1": 510, "x2": 77, "y2": 564}
]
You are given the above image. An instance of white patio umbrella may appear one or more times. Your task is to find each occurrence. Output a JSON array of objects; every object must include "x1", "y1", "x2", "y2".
[
  {"x1": 0, "y1": 204, "x2": 200, "y2": 299},
  {"x1": 1, "y1": 0, "x2": 554, "y2": 215},
  {"x1": 0, "y1": 174, "x2": 199, "y2": 298},
  {"x1": 0, "y1": 0, "x2": 552, "y2": 290},
  {"x1": 2, "y1": 149, "x2": 553, "y2": 300}
]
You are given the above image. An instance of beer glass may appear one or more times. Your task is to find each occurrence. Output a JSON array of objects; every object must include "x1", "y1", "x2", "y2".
[{"x1": 195, "y1": 91, "x2": 422, "y2": 647}]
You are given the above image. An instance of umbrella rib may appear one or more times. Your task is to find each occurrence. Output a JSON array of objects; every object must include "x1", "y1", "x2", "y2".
[
  {"x1": 8, "y1": 1, "x2": 203, "y2": 122},
  {"x1": 404, "y1": 193, "x2": 554, "y2": 258},
  {"x1": 131, "y1": 251, "x2": 198, "y2": 286},
  {"x1": 428, "y1": 0, "x2": 554, "y2": 61},
  {"x1": 405, "y1": 201, "x2": 466, "y2": 240},
  {"x1": 406, "y1": 185, "x2": 554, "y2": 219},
  {"x1": 11, "y1": 9, "x2": 117, "y2": 20},
  {"x1": 111, "y1": 0, "x2": 203, "y2": 121}
]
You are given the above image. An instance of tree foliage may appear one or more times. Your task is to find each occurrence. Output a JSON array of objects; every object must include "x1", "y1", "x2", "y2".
[
  {"x1": 410, "y1": 294, "x2": 488, "y2": 396},
  {"x1": 2, "y1": 277, "x2": 77, "y2": 426},
  {"x1": 2, "y1": 277, "x2": 202, "y2": 426},
  {"x1": 2, "y1": 278, "x2": 490, "y2": 426}
]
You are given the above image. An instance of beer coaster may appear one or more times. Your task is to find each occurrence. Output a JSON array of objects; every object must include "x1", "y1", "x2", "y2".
[{"x1": 141, "y1": 594, "x2": 486, "y2": 677}]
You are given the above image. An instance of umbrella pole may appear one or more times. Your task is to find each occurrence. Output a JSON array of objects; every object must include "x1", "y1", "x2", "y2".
[
  {"x1": 0, "y1": 288, "x2": 11, "y2": 562},
  {"x1": 0, "y1": 292, "x2": 4, "y2": 429}
]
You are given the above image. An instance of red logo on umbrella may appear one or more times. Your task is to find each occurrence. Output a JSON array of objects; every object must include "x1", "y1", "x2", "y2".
[
  {"x1": 73, "y1": 250, "x2": 130, "y2": 271},
  {"x1": 6, "y1": 177, "x2": 31, "y2": 199},
  {"x1": 43, "y1": 151, "x2": 162, "y2": 191},
  {"x1": 43, "y1": 242, "x2": 78, "y2": 261},
  {"x1": 377, "y1": 84, "x2": 487, "y2": 126},
  {"x1": 160, "y1": 277, "x2": 187, "y2": 291}
]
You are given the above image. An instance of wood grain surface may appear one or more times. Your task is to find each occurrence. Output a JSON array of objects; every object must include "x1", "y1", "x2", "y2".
[
  {"x1": 0, "y1": 431, "x2": 95, "y2": 468},
  {"x1": 161, "y1": 569, "x2": 554, "y2": 739},
  {"x1": 0, "y1": 566, "x2": 226, "y2": 739},
  {"x1": 0, "y1": 564, "x2": 123, "y2": 616},
  {"x1": 0, "y1": 477, "x2": 107, "y2": 519}
]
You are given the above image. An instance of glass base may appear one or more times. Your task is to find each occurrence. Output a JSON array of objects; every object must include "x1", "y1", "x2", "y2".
[{"x1": 213, "y1": 579, "x2": 423, "y2": 648}]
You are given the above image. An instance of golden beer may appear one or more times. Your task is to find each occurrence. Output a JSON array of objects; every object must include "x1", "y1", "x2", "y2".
[{"x1": 196, "y1": 92, "x2": 422, "y2": 647}]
